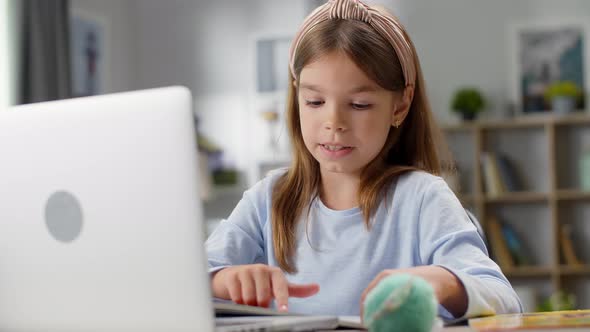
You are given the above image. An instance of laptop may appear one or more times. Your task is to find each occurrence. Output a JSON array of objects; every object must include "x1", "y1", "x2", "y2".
[{"x1": 0, "y1": 87, "x2": 339, "y2": 331}]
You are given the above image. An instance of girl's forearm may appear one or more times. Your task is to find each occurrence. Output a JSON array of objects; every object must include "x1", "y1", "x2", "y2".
[{"x1": 434, "y1": 266, "x2": 468, "y2": 318}]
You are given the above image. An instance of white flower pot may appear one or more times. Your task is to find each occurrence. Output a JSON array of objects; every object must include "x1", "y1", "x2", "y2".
[{"x1": 552, "y1": 96, "x2": 575, "y2": 114}]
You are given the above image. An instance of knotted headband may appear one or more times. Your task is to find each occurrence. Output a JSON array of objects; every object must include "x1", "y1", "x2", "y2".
[{"x1": 289, "y1": 0, "x2": 416, "y2": 87}]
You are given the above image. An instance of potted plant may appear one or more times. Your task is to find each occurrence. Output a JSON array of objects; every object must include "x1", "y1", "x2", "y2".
[
  {"x1": 544, "y1": 81, "x2": 582, "y2": 114},
  {"x1": 451, "y1": 87, "x2": 486, "y2": 121}
]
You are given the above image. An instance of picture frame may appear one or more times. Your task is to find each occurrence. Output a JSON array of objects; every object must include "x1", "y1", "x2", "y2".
[
  {"x1": 70, "y1": 9, "x2": 109, "y2": 97},
  {"x1": 255, "y1": 35, "x2": 291, "y2": 95},
  {"x1": 508, "y1": 19, "x2": 590, "y2": 115}
]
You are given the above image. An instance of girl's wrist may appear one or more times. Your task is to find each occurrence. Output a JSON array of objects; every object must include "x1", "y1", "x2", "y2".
[{"x1": 432, "y1": 266, "x2": 468, "y2": 317}]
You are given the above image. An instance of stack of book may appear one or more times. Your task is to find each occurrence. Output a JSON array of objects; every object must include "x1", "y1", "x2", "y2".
[
  {"x1": 560, "y1": 224, "x2": 583, "y2": 266},
  {"x1": 487, "y1": 216, "x2": 583, "y2": 269},
  {"x1": 486, "y1": 216, "x2": 531, "y2": 269},
  {"x1": 480, "y1": 152, "x2": 522, "y2": 197}
]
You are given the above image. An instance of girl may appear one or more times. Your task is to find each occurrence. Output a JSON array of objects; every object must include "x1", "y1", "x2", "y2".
[{"x1": 206, "y1": 0, "x2": 522, "y2": 320}]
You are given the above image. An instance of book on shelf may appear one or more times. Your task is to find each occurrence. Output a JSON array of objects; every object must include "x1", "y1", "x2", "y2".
[
  {"x1": 500, "y1": 220, "x2": 531, "y2": 266},
  {"x1": 487, "y1": 215, "x2": 532, "y2": 268},
  {"x1": 480, "y1": 152, "x2": 523, "y2": 196},
  {"x1": 560, "y1": 223, "x2": 583, "y2": 266},
  {"x1": 486, "y1": 216, "x2": 514, "y2": 269},
  {"x1": 481, "y1": 152, "x2": 504, "y2": 197},
  {"x1": 495, "y1": 154, "x2": 523, "y2": 192}
]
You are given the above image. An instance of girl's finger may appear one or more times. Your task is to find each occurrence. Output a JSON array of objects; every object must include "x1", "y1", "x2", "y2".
[
  {"x1": 239, "y1": 271, "x2": 257, "y2": 306},
  {"x1": 253, "y1": 267, "x2": 272, "y2": 307}
]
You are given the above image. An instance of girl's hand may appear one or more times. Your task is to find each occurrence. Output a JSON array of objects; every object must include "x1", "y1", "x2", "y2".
[
  {"x1": 211, "y1": 264, "x2": 320, "y2": 312},
  {"x1": 360, "y1": 266, "x2": 467, "y2": 318}
]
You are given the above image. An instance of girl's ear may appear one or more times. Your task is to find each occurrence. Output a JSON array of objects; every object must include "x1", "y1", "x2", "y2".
[{"x1": 391, "y1": 86, "x2": 414, "y2": 127}]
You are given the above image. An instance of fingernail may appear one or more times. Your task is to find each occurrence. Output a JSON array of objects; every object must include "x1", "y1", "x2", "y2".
[{"x1": 280, "y1": 304, "x2": 288, "y2": 312}]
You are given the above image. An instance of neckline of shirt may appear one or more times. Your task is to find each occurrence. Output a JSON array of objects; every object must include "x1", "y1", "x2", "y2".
[{"x1": 314, "y1": 196, "x2": 362, "y2": 217}]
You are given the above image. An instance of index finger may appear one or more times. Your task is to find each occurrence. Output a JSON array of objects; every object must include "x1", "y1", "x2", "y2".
[{"x1": 270, "y1": 269, "x2": 289, "y2": 312}]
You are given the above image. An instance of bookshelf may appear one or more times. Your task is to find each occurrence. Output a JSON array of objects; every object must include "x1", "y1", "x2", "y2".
[{"x1": 442, "y1": 114, "x2": 590, "y2": 310}]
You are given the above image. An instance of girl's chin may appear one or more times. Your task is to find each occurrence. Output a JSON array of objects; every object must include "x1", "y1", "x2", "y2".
[{"x1": 319, "y1": 162, "x2": 361, "y2": 175}]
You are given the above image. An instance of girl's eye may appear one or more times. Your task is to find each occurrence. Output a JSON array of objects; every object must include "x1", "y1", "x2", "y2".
[
  {"x1": 352, "y1": 103, "x2": 371, "y2": 110},
  {"x1": 305, "y1": 100, "x2": 324, "y2": 107}
]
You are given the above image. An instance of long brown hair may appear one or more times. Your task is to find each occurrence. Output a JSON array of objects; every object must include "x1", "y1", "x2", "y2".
[{"x1": 272, "y1": 18, "x2": 452, "y2": 273}]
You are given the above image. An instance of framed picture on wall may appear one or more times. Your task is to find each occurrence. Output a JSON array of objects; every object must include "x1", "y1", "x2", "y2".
[
  {"x1": 70, "y1": 10, "x2": 109, "y2": 97},
  {"x1": 255, "y1": 35, "x2": 291, "y2": 94},
  {"x1": 508, "y1": 20, "x2": 590, "y2": 114}
]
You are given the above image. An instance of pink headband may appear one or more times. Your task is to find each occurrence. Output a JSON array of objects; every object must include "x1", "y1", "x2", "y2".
[{"x1": 288, "y1": 0, "x2": 416, "y2": 87}]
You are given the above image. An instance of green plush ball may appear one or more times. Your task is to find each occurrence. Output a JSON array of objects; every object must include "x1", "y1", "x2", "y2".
[{"x1": 363, "y1": 274, "x2": 438, "y2": 332}]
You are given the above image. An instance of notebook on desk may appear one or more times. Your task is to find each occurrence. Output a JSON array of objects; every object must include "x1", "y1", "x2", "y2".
[{"x1": 214, "y1": 300, "x2": 365, "y2": 329}]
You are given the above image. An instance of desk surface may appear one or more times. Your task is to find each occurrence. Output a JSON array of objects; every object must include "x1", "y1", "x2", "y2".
[{"x1": 320, "y1": 327, "x2": 585, "y2": 331}]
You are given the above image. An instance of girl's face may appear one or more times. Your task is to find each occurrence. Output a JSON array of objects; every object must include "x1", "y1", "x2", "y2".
[{"x1": 297, "y1": 51, "x2": 404, "y2": 176}]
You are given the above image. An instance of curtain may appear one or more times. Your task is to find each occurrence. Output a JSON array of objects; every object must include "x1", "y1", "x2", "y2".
[
  {"x1": 21, "y1": 0, "x2": 71, "y2": 104},
  {"x1": 0, "y1": 0, "x2": 9, "y2": 108}
]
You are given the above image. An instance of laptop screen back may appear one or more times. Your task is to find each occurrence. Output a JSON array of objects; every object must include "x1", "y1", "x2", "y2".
[{"x1": 0, "y1": 87, "x2": 214, "y2": 332}]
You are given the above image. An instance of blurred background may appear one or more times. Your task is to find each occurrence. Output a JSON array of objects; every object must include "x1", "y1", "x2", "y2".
[{"x1": 2, "y1": 0, "x2": 590, "y2": 314}]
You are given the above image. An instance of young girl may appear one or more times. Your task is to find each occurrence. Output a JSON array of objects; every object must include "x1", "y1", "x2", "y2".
[{"x1": 206, "y1": 0, "x2": 522, "y2": 320}]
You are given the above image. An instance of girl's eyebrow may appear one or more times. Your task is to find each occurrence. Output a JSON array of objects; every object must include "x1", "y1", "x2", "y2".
[
  {"x1": 299, "y1": 83, "x2": 379, "y2": 94},
  {"x1": 299, "y1": 83, "x2": 323, "y2": 93},
  {"x1": 349, "y1": 85, "x2": 379, "y2": 93}
]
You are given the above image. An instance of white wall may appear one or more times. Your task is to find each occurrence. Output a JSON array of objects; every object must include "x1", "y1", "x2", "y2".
[
  {"x1": 70, "y1": 0, "x2": 138, "y2": 94},
  {"x1": 133, "y1": 0, "x2": 304, "y2": 172},
  {"x1": 133, "y1": 0, "x2": 303, "y2": 97},
  {"x1": 68, "y1": 0, "x2": 590, "y2": 167}
]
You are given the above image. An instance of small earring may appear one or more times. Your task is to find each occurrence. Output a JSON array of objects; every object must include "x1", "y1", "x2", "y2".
[{"x1": 394, "y1": 120, "x2": 401, "y2": 128}]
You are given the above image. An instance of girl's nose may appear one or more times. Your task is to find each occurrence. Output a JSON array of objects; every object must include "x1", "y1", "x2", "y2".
[{"x1": 324, "y1": 107, "x2": 347, "y2": 132}]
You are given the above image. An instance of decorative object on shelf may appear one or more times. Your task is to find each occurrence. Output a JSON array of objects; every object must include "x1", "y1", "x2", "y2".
[
  {"x1": 509, "y1": 20, "x2": 588, "y2": 114},
  {"x1": 451, "y1": 87, "x2": 486, "y2": 121},
  {"x1": 581, "y1": 147, "x2": 590, "y2": 191},
  {"x1": 212, "y1": 169, "x2": 239, "y2": 186},
  {"x1": 261, "y1": 104, "x2": 280, "y2": 153},
  {"x1": 194, "y1": 115, "x2": 240, "y2": 195},
  {"x1": 537, "y1": 291, "x2": 576, "y2": 312},
  {"x1": 544, "y1": 81, "x2": 582, "y2": 114}
]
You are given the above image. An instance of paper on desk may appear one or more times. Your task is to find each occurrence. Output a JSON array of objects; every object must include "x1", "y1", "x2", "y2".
[{"x1": 338, "y1": 316, "x2": 365, "y2": 329}]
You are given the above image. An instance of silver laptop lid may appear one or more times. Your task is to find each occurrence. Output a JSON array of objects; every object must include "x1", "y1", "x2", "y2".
[{"x1": 0, "y1": 87, "x2": 214, "y2": 332}]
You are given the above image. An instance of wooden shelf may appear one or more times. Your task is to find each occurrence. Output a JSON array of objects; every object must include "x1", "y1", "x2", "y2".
[
  {"x1": 558, "y1": 265, "x2": 590, "y2": 276},
  {"x1": 442, "y1": 114, "x2": 590, "y2": 300},
  {"x1": 485, "y1": 192, "x2": 549, "y2": 204},
  {"x1": 553, "y1": 113, "x2": 590, "y2": 126},
  {"x1": 503, "y1": 266, "x2": 554, "y2": 277},
  {"x1": 441, "y1": 123, "x2": 476, "y2": 132},
  {"x1": 441, "y1": 113, "x2": 590, "y2": 132},
  {"x1": 556, "y1": 190, "x2": 590, "y2": 201},
  {"x1": 480, "y1": 119, "x2": 547, "y2": 130}
]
